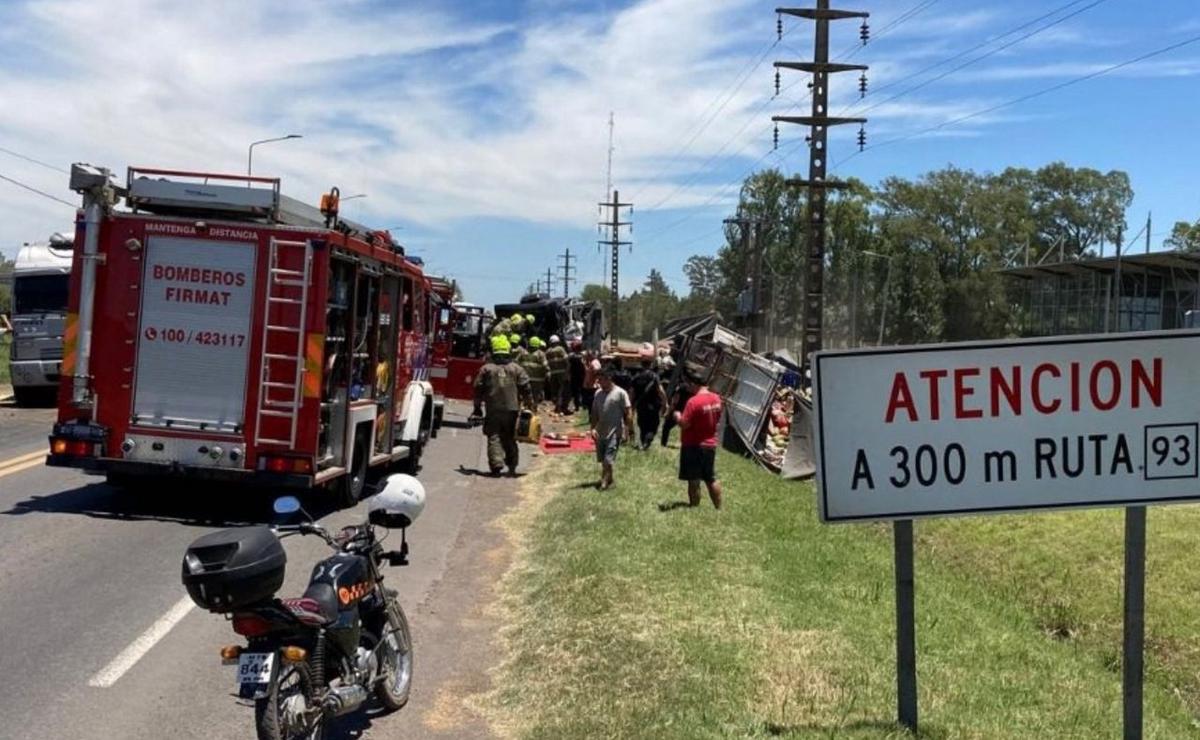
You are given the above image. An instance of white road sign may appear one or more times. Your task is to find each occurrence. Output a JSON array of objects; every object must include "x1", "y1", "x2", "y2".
[{"x1": 813, "y1": 331, "x2": 1200, "y2": 522}]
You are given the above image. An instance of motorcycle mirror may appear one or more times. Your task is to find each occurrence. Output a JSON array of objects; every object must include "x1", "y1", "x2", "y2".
[{"x1": 273, "y1": 496, "x2": 302, "y2": 515}]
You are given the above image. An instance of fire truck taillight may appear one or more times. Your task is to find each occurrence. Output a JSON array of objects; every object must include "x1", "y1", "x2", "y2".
[
  {"x1": 262, "y1": 455, "x2": 314, "y2": 475},
  {"x1": 51, "y1": 438, "x2": 95, "y2": 457}
]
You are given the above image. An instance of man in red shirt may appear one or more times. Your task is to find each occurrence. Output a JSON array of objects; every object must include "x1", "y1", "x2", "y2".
[{"x1": 672, "y1": 369, "x2": 723, "y2": 509}]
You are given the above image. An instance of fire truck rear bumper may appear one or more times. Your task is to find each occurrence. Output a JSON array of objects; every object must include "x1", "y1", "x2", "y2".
[{"x1": 46, "y1": 455, "x2": 314, "y2": 488}]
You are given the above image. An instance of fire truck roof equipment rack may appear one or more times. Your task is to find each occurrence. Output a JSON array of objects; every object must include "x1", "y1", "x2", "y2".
[{"x1": 124, "y1": 167, "x2": 378, "y2": 235}]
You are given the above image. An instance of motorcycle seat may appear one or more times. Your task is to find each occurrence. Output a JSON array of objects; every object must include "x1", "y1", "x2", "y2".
[
  {"x1": 283, "y1": 581, "x2": 341, "y2": 626},
  {"x1": 280, "y1": 597, "x2": 333, "y2": 626}
]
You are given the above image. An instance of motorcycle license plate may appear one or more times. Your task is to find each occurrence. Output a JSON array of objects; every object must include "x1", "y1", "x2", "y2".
[{"x1": 236, "y1": 652, "x2": 274, "y2": 690}]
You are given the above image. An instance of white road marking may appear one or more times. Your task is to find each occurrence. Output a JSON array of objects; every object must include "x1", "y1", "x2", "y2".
[
  {"x1": 450, "y1": 428, "x2": 458, "y2": 438},
  {"x1": 88, "y1": 596, "x2": 195, "y2": 688}
]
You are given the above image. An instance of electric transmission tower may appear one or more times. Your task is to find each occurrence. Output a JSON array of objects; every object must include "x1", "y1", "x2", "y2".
[
  {"x1": 598, "y1": 190, "x2": 633, "y2": 349},
  {"x1": 558, "y1": 248, "x2": 577, "y2": 298},
  {"x1": 773, "y1": 2, "x2": 869, "y2": 364}
]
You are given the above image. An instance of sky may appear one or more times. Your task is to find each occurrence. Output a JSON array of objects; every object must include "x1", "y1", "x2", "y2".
[{"x1": 1, "y1": 0, "x2": 1198, "y2": 308}]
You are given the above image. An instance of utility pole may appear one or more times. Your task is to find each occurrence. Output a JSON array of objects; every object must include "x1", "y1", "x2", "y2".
[
  {"x1": 1146, "y1": 212, "x2": 1152, "y2": 254},
  {"x1": 599, "y1": 189, "x2": 633, "y2": 350},
  {"x1": 724, "y1": 211, "x2": 767, "y2": 351},
  {"x1": 544, "y1": 267, "x2": 554, "y2": 296},
  {"x1": 773, "y1": 2, "x2": 869, "y2": 366},
  {"x1": 558, "y1": 248, "x2": 577, "y2": 298},
  {"x1": 600, "y1": 113, "x2": 616, "y2": 297}
]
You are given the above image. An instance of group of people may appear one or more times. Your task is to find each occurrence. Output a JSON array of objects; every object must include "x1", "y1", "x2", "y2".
[
  {"x1": 485, "y1": 312, "x2": 582, "y2": 416},
  {"x1": 586, "y1": 345, "x2": 723, "y2": 508},
  {"x1": 472, "y1": 327, "x2": 722, "y2": 509}
]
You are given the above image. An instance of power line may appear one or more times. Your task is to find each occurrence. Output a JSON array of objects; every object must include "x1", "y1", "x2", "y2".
[
  {"x1": 833, "y1": 32, "x2": 1200, "y2": 168},
  {"x1": 631, "y1": 2, "x2": 944, "y2": 224},
  {"x1": 637, "y1": 135, "x2": 809, "y2": 244},
  {"x1": 837, "y1": 0, "x2": 943, "y2": 61},
  {"x1": 0, "y1": 145, "x2": 68, "y2": 174},
  {"x1": 844, "y1": 0, "x2": 1110, "y2": 118},
  {"x1": 635, "y1": 65, "x2": 802, "y2": 214},
  {"x1": 640, "y1": 86, "x2": 809, "y2": 216},
  {"x1": 0, "y1": 172, "x2": 76, "y2": 208},
  {"x1": 847, "y1": 0, "x2": 1098, "y2": 110},
  {"x1": 628, "y1": 30, "x2": 790, "y2": 203}
]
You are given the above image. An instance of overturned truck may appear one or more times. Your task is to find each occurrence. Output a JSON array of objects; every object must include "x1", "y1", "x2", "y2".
[{"x1": 664, "y1": 312, "x2": 814, "y2": 479}]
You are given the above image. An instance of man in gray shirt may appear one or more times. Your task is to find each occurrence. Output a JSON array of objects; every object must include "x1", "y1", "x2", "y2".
[{"x1": 590, "y1": 365, "x2": 632, "y2": 490}]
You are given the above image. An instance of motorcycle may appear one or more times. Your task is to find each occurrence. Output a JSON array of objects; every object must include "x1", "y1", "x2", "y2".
[{"x1": 181, "y1": 474, "x2": 426, "y2": 740}]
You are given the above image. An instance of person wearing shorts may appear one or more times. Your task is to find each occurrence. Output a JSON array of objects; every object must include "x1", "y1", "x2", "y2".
[
  {"x1": 590, "y1": 365, "x2": 632, "y2": 490},
  {"x1": 673, "y1": 370, "x2": 723, "y2": 509}
]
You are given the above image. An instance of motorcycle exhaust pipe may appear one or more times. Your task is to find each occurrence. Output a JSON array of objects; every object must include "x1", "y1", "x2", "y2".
[{"x1": 323, "y1": 684, "x2": 369, "y2": 717}]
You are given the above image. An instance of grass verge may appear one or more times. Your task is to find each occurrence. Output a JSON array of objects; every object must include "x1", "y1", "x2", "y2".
[
  {"x1": 484, "y1": 445, "x2": 1200, "y2": 738},
  {"x1": 0, "y1": 335, "x2": 9, "y2": 385}
]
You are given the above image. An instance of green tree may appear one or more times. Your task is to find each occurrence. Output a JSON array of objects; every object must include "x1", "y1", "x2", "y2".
[
  {"x1": 1165, "y1": 221, "x2": 1200, "y2": 252},
  {"x1": 682, "y1": 255, "x2": 721, "y2": 299},
  {"x1": 0, "y1": 254, "x2": 12, "y2": 315},
  {"x1": 619, "y1": 269, "x2": 679, "y2": 340},
  {"x1": 580, "y1": 283, "x2": 610, "y2": 304},
  {"x1": 1029, "y1": 163, "x2": 1133, "y2": 258},
  {"x1": 678, "y1": 161, "x2": 1134, "y2": 348}
]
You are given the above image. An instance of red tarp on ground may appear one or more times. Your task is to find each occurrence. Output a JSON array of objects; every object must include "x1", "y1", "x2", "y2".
[{"x1": 538, "y1": 435, "x2": 596, "y2": 455}]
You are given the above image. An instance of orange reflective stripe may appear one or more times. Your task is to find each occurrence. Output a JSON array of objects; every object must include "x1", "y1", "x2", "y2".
[
  {"x1": 303, "y1": 333, "x2": 323, "y2": 398},
  {"x1": 61, "y1": 313, "x2": 78, "y2": 375}
]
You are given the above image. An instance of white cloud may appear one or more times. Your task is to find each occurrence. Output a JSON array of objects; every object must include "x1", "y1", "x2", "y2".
[{"x1": 0, "y1": 0, "x2": 782, "y2": 258}]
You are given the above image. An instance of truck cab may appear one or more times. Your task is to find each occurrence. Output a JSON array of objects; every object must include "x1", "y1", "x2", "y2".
[{"x1": 10, "y1": 232, "x2": 73, "y2": 405}]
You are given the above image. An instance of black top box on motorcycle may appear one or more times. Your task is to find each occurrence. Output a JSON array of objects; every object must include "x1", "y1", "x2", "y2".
[{"x1": 182, "y1": 526, "x2": 286, "y2": 612}]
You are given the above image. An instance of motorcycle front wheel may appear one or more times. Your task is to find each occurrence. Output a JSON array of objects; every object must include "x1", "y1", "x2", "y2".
[
  {"x1": 255, "y1": 659, "x2": 325, "y2": 740},
  {"x1": 375, "y1": 590, "x2": 413, "y2": 711}
]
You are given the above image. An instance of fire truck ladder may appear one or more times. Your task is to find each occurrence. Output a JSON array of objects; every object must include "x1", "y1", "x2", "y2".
[{"x1": 255, "y1": 238, "x2": 312, "y2": 448}]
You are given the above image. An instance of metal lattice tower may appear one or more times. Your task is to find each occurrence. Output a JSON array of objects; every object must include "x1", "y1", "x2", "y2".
[{"x1": 599, "y1": 190, "x2": 632, "y2": 349}]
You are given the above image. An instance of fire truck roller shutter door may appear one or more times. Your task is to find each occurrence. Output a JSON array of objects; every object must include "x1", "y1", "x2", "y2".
[{"x1": 132, "y1": 237, "x2": 257, "y2": 432}]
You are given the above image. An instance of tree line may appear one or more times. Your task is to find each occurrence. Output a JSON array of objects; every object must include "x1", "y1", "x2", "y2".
[{"x1": 586, "y1": 162, "x2": 1200, "y2": 348}]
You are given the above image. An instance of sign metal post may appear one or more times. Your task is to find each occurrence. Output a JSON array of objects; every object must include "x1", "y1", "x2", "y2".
[
  {"x1": 1123, "y1": 505, "x2": 1146, "y2": 740},
  {"x1": 893, "y1": 519, "x2": 917, "y2": 731}
]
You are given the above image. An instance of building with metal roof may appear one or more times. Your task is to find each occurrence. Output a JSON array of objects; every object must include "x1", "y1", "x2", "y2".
[{"x1": 1001, "y1": 250, "x2": 1200, "y2": 336}]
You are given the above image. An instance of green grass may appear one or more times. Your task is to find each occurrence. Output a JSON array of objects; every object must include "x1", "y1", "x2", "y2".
[
  {"x1": 0, "y1": 334, "x2": 9, "y2": 385},
  {"x1": 485, "y1": 446, "x2": 1200, "y2": 739}
]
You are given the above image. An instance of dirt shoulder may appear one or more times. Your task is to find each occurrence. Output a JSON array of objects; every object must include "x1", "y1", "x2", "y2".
[{"x1": 408, "y1": 412, "x2": 575, "y2": 740}]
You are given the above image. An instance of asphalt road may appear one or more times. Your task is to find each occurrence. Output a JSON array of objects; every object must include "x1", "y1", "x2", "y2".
[{"x1": 0, "y1": 396, "x2": 517, "y2": 740}]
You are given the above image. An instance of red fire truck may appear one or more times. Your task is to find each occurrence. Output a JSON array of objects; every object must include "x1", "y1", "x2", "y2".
[
  {"x1": 428, "y1": 289, "x2": 489, "y2": 402},
  {"x1": 48, "y1": 164, "x2": 438, "y2": 505}
]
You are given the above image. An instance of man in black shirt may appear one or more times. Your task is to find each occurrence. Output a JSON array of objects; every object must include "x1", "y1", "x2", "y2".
[
  {"x1": 630, "y1": 358, "x2": 667, "y2": 450},
  {"x1": 567, "y1": 340, "x2": 586, "y2": 413}
]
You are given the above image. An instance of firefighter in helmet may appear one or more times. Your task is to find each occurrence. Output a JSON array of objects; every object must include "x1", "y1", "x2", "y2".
[
  {"x1": 519, "y1": 335, "x2": 550, "y2": 405},
  {"x1": 544, "y1": 334, "x2": 570, "y2": 414},
  {"x1": 509, "y1": 332, "x2": 526, "y2": 361},
  {"x1": 472, "y1": 335, "x2": 532, "y2": 476},
  {"x1": 490, "y1": 316, "x2": 512, "y2": 338}
]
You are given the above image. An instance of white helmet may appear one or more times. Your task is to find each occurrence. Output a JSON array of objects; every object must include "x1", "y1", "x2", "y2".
[
  {"x1": 369, "y1": 474, "x2": 426, "y2": 528},
  {"x1": 549, "y1": 335, "x2": 561, "y2": 344}
]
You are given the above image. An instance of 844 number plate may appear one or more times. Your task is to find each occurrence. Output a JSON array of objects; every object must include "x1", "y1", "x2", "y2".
[{"x1": 236, "y1": 652, "x2": 274, "y2": 692}]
